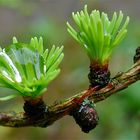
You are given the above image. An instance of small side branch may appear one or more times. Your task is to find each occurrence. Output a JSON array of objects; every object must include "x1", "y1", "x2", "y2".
[{"x1": 0, "y1": 60, "x2": 140, "y2": 128}]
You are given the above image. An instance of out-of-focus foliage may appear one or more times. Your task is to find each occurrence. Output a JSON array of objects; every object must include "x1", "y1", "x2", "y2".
[
  {"x1": 0, "y1": 0, "x2": 140, "y2": 140},
  {"x1": 0, "y1": 0, "x2": 36, "y2": 15}
]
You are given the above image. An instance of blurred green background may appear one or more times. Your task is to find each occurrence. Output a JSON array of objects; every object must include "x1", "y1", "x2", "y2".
[{"x1": 0, "y1": 0, "x2": 140, "y2": 140}]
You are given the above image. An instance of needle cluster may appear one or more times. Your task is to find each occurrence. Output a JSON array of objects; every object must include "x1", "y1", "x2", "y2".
[
  {"x1": 67, "y1": 5, "x2": 129, "y2": 64},
  {"x1": 0, "y1": 37, "x2": 64, "y2": 100}
]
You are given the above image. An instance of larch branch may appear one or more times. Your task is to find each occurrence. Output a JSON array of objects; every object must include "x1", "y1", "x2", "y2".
[{"x1": 0, "y1": 60, "x2": 139, "y2": 128}]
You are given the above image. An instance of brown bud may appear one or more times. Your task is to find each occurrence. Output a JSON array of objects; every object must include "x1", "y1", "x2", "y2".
[
  {"x1": 134, "y1": 46, "x2": 140, "y2": 63},
  {"x1": 23, "y1": 98, "x2": 47, "y2": 118},
  {"x1": 71, "y1": 100, "x2": 99, "y2": 133},
  {"x1": 88, "y1": 66, "x2": 110, "y2": 87}
]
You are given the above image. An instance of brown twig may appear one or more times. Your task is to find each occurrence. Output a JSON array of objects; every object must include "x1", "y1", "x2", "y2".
[{"x1": 0, "y1": 60, "x2": 139, "y2": 128}]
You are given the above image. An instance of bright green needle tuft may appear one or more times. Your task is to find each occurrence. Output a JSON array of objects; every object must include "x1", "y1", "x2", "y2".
[
  {"x1": 0, "y1": 37, "x2": 64, "y2": 100},
  {"x1": 67, "y1": 5, "x2": 129, "y2": 64}
]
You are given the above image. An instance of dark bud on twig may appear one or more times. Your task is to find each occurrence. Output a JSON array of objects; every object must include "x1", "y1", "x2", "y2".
[
  {"x1": 23, "y1": 99, "x2": 47, "y2": 118},
  {"x1": 71, "y1": 99, "x2": 99, "y2": 133},
  {"x1": 134, "y1": 46, "x2": 140, "y2": 63},
  {"x1": 88, "y1": 66, "x2": 110, "y2": 87}
]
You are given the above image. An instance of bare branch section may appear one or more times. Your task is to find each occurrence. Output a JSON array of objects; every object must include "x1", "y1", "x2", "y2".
[{"x1": 0, "y1": 60, "x2": 140, "y2": 128}]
